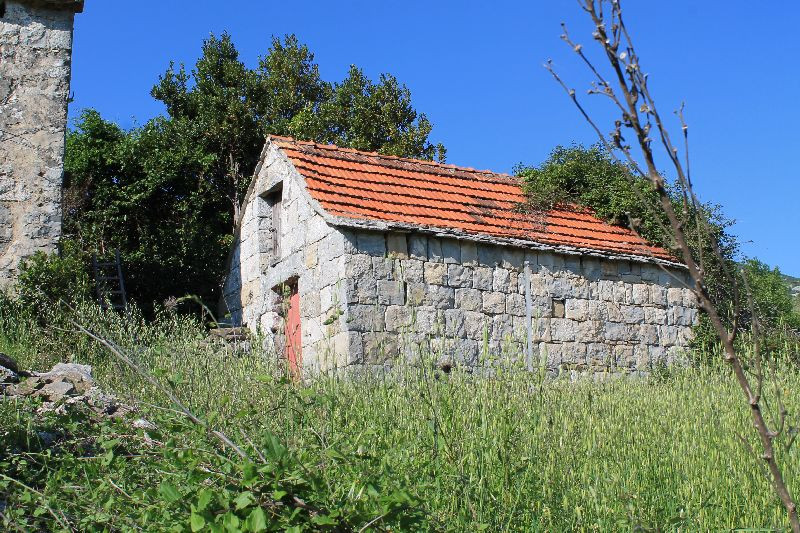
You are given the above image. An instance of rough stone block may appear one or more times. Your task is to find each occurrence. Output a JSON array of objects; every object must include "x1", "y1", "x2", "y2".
[
  {"x1": 346, "y1": 273, "x2": 376, "y2": 304},
  {"x1": 493, "y1": 268, "x2": 511, "y2": 292},
  {"x1": 453, "y1": 338, "x2": 479, "y2": 367},
  {"x1": 473, "y1": 267, "x2": 493, "y2": 290},
  {"x1": 400, "y1": 259, "x2": 424, "y2": 283},
  {"x1": 386, "y1": 233, "x2": 408, "y2": 258},
  {"x1": 428, "y1": 238, "x2": 443, "y2": 262},
  {"x1": 587, "y1": 343, "x2": 611, "y2": 366},
  {"x1": 531, "y1": 318, "x2": 551, "y2": 342},
  {"x1": 408, "y1": 234, "x2": 428, "y2": 260},
  {"x1": 377, "y1": 280, "x2": 405, "y2": 306},
  {"x1": 604, "y1": 321, "x2": 633, "y2": 342},
  {"x1": 550, "y1": 318, "x2": 576, "y2": 342},
  {"x1": 650, "y1": 285, "x2": 667, "y2": 306},
  {"x1": 667, "y1": 287, "x2": 684, "y2": 306},
  {"x1": 482, "y1": 291, "x2": 506, "y2": 314},
  {"x1": 491, "y1": 314, "x2": 513, "y2": 341},
  {"x1": 426, "y1": 285, "x2": 455, "y2": 309},
  {"x1": 385, "y1": 305, "x2": 412, "y2": 331},
  {"x1": 540, "y1": 343, "x2": 563, "y2": 368},
  {"x1": 455, "y1": 288, "x2": 482, "y2": 311},
  {"x1": 414, "y1": 306, "x2": 440, "y2": 335},
  {"x1": 621, "y1": 305, "x2": 645, "y2": 324},
  {"x1": 478, "y1": 244, "x2": 502, "y2": 266},
  {"x1": 461, "y1": 241, "x2": 478, "y2": 266},
  {"x1": 575, "y1": 320, "x2": 603, "y2": 340},
  {"x1": 444, "y1": 308, "x2": 466, "y2": 338},
  {"x1": 442, "y1": 239, "x2": 461, "y2": 263},
  {"x1": 658, "y1": 325, "x2": 679, "y2": 346},
  {"x1": 464, "y1": 311, "x2": 487, "y2": 340},
  {"x1": 357, "y1": 232, "x2": 386, "y2": 257},
  {"x1": 333, "y1": 332, "x2": 364, "y2": 366},
  {"x1": 406, "y1": 283, "x2": 427, "y2": 306},
  {"x1": 319, "y1": 285, "x2": 334, "y2": 313},
  {"x1": 363, "y1": 332, "x2": 399, "y2": 363},
  {"x1": 424, "y1": 262, "x2": 448, "y2": 285},
  {"x1": 614, "y1": 345, "x2": 636, "y2": 368},
  {"x1": 304, "y1": 242, "x2": 318, "y2": 269},
  {"x1": 501, "y1": 248, "x2": 524, "y2": 270},
  {"x1": 562, "y1": 342, "x2": 588, "y2": 365},
  {"x1": 631, "y1": 284, "x2": 650, "y2": 305},
  {"x1": 373, "y1": 257, "x2": 394, "y2": 280},
  {"x1": 645, "y1": 306, "x2": 667, "y2": 325},
  {"x1": 565, "y1": 299, "x2": 589, "y2": 321},
  {"x1": 346, "y1": 254, "x2": 372, "y2": 277},
  {"x1": 506, "y1": 293, "x2": 525, "y2": 316},
  {"x1": 649, "y1": 345, "x2": 667, "y2": 365},
  {"x1": 346, "y1": 304, "x2": 385, "y2": 332},
  {"x1": 447, "y1": 264, "x2": 472, "y2": 287},
  {"x1": 640, "y1": 324, "x2": 659, "y2": 344}
]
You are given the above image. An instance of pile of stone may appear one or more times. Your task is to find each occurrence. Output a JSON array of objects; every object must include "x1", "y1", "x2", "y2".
[
  {"x1": 0, "y1": 353, "x2": 133, "y2": 418},
  {"x1": 200, "y1": 326, "x2": 252, "y2": 353}
]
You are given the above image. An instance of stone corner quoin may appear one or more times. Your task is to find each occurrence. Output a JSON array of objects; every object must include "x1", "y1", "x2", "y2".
[
  {"x1": 0, "y1": 0, "x2": 83, "y2": 289},
  {"x1": 222, "y1": 139, "x2": 699, "y2": 378}
]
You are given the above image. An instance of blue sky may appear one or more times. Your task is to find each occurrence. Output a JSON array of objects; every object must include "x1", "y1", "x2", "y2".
[{"x1": 69, "y1": 1, "x2": 800, "y2": 276}]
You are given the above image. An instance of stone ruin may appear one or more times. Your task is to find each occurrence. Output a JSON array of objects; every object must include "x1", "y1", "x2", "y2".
[{"x1": 0, "y1": 0, "x2": 84, "y2": 288}]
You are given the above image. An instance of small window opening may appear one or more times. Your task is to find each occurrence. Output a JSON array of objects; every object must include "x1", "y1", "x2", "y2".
[
  {"x1": 552, "y1": 298, "x2": 565, "y2": 318},
  {"x1": 1, "y1": 2, "x2": 6, "y2": 18},
  {"x1": 266, "y1": 187, "x2": 283, "y2": 259}
]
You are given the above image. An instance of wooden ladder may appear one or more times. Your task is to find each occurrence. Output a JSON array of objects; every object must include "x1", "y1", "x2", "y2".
[{"x1": 92, "y1": 249, "x2": 128, "y2": 312}]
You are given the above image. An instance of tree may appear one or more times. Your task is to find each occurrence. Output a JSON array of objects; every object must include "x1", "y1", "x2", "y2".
[
  {"x1": 63, "y1": 33, "x2": 444, "y2": 311},
  {"x1": 546, "y1": 1, "x2": 799, "y2": 527}
]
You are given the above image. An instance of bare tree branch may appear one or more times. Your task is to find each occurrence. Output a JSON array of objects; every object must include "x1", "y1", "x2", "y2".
[{"x1": 548, "y1": 1, "x2": 799, "y2": 529}]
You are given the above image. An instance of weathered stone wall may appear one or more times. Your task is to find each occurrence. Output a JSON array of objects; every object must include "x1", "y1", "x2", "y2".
[
  {"x1": 221, "y1": 143, "x2": 349, "y2": 373},
  {"x1": 226, "y1": 141, "x2": 699, "y2": 377},
  {"x1": 338, "y1": 230, "x2": 698, "y2": 376},
  {"x1": 0, "y1": 0, "x2": 81, "y2": 288}
]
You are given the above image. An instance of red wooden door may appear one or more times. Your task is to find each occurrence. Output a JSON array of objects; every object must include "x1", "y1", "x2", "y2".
[{"x1": 285, "y1": 284, "x2": 302, "y2": 377}]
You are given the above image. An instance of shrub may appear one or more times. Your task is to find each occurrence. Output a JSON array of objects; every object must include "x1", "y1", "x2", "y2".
[{"x1": 16, "y1": 240, "x2": 91, "y2": 312}]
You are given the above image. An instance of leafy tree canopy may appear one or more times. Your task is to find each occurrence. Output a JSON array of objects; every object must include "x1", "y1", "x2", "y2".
[
  {"x1": 64, "y1": 34, "x2": 444, "y2": 312},
  {"x1": 516, "y1": 145, "x2": 798, "y2": 341}
]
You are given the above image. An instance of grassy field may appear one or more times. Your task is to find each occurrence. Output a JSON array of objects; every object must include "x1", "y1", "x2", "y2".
[{"x1": 2, "y1": 302, "x2": 800, "y2": 531}]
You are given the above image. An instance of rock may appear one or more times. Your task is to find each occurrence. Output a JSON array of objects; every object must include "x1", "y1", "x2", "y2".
[
  {"x1": 209, "y1": 327, "x2": 250, "y2": 342},
  {"x1": 0, "y1": 366, "x2": 18, "y2": 387},
  {"x1": 5, "y1": 361, "x2": 134, "y2": 419},
  {"x1": 35, "y1": 379, "x2": 75, "y2": 402},
  {"x1": 132, "y1": 418, "x2": 157, "y2": 430}
]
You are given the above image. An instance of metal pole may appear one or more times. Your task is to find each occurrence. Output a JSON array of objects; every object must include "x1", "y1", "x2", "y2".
[{"x1": 524, "y1": 260, "x2": 533, "y2": 371}]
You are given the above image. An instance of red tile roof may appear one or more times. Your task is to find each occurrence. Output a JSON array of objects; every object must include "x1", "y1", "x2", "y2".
[{"x1": 271, "y1": 136, "x2": 676, "y2": 263}]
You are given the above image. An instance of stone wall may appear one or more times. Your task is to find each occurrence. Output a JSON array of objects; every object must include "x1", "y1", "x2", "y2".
[
  {"x1": 225, "y1": 141, "x2": 699, "y2": 377},
  {"x1": 221, "y1": 143, "x2": 349, "y2": 373},
  {"x1": 337, "y1": 230, "x2": 698, "y2": 376},
  {"x1": 0, "y1": 0, "x2": 81, "y2": 288}
]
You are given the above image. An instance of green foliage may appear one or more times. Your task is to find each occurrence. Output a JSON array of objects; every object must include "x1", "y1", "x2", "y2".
[
  {"x1": 517, "y1": 145, "x2": 799, "y2": 346},
  {"x1": 16, "y1": 240, "x2": 91, "y2": 312},
  {"x1": 517, "y1": 145, "x2": 665, "y2": 245},
  {"x1": 64, "y1": 34, "x2": 443, "y2": 312},
  {"x1": 743, "y1": 259, "x2": 800, "y2": 330}
]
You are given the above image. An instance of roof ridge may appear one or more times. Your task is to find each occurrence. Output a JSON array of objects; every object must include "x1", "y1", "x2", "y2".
[{"x1": 268, "y1": 134, "x2": 518, "y2": 182}]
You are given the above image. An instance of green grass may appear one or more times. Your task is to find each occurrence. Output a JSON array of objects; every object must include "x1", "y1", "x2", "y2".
[{"x1": 2, "y1": 301, "x2": 800, "y2": 531}]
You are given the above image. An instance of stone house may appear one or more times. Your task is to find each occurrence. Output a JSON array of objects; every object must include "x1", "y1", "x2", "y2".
[
  {"x1": 0, "y1": 0, "x2": 84, "y2": 288},
  {"x1": 221, "y1": 136, "x2": 698, "y2": 376}
]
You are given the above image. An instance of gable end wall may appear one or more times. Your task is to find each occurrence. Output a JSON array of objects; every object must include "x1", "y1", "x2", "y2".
[{"x1": 221, "y1": 143, "x2": 349, "y2": 373}]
